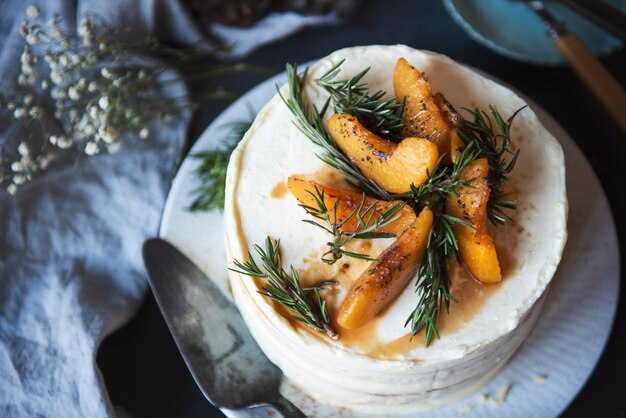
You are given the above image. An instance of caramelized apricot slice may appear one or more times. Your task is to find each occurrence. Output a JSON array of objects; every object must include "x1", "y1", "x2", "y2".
[
  {"x1": 327, "y1": 114, "x2": 438, "y2": 194},
  {"x1": 287, "y1": 176, "x2": 416, "y2": 234},
  {"x1": 394, "y1": 58, "x2": 454, "y2": 162},
  {"x1": 445, "y1": 159, "x2": 502, "y2": 283},
  {"x1": 337, "y1": 207, "x2": 433, "y2": 329}
]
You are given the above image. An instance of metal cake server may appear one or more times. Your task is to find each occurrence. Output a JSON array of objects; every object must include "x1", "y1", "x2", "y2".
[{"x1": 142, "y1": 238, "x2": 305, "y2": 418}]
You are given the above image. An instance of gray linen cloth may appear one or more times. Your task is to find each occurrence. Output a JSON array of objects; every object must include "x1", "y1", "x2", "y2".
[{"x1": 0, "y1": 1, "x2": 331, "y2": 416}]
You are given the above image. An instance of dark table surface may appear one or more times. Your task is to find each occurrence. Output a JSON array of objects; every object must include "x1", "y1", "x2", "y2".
[{"x1": 97, "y1": 1, "x2": 625, "y2": 417}]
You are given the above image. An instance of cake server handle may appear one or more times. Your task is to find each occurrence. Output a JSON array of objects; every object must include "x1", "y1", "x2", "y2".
[{"x1": 269, "y1": 395, "x2": 308, "y2": 418}]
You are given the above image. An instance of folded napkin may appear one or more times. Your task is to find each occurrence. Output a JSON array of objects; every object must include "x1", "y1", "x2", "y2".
[{"x1": 0, "y1": 0, "x2": 331, "y2": 416}]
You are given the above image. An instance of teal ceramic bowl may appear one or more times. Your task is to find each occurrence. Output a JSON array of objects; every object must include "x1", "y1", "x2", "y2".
[{"x1": 444, "y1": 0, "x2": 625, "y2": 64}]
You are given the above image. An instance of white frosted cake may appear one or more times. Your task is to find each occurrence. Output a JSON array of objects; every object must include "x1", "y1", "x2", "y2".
[{"x1": 224, "y1": 45, "x2": 567, "y2": 414}]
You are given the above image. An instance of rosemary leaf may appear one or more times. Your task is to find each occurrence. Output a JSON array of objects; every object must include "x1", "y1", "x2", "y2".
[
  {"x1": 189, "y1": 119, "x2": 252, "y2": 212},
  {"x1": 317, "y1": 59, "x2": 406, "y2": 141},
  {"x1": 231, "y1": 237, "x2": 338, "y2": 338},
  {"x1": 298, "y1": 185, "x2": 404, "y2": 265}
]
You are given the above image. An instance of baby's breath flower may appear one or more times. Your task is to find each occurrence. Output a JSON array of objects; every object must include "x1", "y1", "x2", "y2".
[
  {"x1": 87, "y1": 81, "x2": 97, "y2": 92},
  {"x1": 25, "y1": 32, "x2": 39, "y2": 45},
  {"x1": 84, "y1": 141, "x2": 98, "y2": 155},
  {"x1": 101, "y1": 67, "x2": 113, "y2": 79},
  {"x1": 26, "y1": 5, "x2": 40, "y2": 18},
  {"x1": 13, "y1": 108, "x2": 27, "y2": 119},
  {"x1": 68, "y1": 86, "x2": 80, "y2": 100},
  {"x1": 7, "y1": 184, "x2": 17, "y2": 195},
  {"x1": 89, "y1": 105, "x2": 99, "y2": 119},
  {"x1": 11, "y1": 161, "x2": 24, "y2": 172},
  {"x1": 18, "y1": 74, "x2": 28, "y2": 86},
  {"x1": 19, "y1": 20, "x2": 29, "y2": 37},
  {"x1": 107, "y1": 142, "x2": 121, "y2": 154},
  {"x1": 29, "y1": 106, "x2": 43, "y2": 118},
  {"x1": 59, "y1": 55, "x2": 69, "y2": 66},
  {"x1": 69, "y1": 108, "x2": 79, "y2": 121},
  {"x1": 13, "y1": 174, "x2": 26, "y2": 185},
  {"x1": 50, "y1": 70, "x2": 63, "y2": 84},
  {"x1": 48, "y1": 134, "x2": 57, "y2": 145},
  {"x1": 23, "y1": 94, "x2": 34, "y2": 106},
  {"x1": 98, "y1": 96, "x2": 109, "y2": 110},
  {"x1": 139, "y1": 127, "x2": 149, "y2": 139},
  {"x1": 39, "y1": 154, "x2": 51, "y2": 170},
  {"x1": 100, "y1": 126, "x2": 117, "y2": 143},
  {"x1": 56, "y1": 136, "x2": 72, "y2": 149},
  {"x1": 7, "y1": 103, "x2": 16, "y2": 110},
  {"x1": 41, "y1": 79, "x2": 49, "y2": 89},
  {"x1": 18, "y1": 142, "x2": 30, "y2": 156}
]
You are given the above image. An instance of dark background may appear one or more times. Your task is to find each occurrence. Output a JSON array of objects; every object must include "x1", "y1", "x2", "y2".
[{"x1": 98, "y1": 1, "x2": 625, "y2": 417}]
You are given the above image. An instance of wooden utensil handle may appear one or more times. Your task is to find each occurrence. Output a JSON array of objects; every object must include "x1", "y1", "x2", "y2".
[{"x1": 555, "y1": 32, "x2": 626, "y2": 133}]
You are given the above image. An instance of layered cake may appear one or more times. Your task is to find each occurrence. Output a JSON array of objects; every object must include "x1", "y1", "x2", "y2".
[{"x1": 224, "y1": 45, "x2": 567, "y2": 414}]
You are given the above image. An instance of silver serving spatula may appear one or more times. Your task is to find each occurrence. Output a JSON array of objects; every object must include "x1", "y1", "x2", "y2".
[{"x1": 142, "y1": 238, "x2": 306, "y2": 418}]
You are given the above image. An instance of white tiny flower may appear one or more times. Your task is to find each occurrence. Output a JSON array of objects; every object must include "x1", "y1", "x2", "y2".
[
  {"x1": 25, "y1": 32, "x2": 39, "y2": 45},
  {"x1": 89, "y1": 105, "x2": 99, "y2": 119},
  {"x1": 56, "y1": 136, "x2": 72, "y2": 149},
  {"x1": 7, "y1": 184, "x2": 17, "y2": 195},
  {"x1": 39, "y1": 155, "x2": 50, "y2": 169},
  {"x1": 21, "y1": 47, "x2": 32, "y2": 64},
  {"x1": 69, "y1": 109, "x2": 79, "y2": 121},
  {"x1": 68, "y1": 86, "x2": 80, "y2": 101},
  {"x1": 41, "y1": 79, "x2": 49, "y2": 89},
  {"x1": 29, "y1": 106, "x2": 42, "y2": 118},
  {"x1": 78, "y1": 78, "x2": 87, "y2": 89},
  {"x1": 51, "y1": 27, "x2": 63, "y2": 41},
  {"x1": 98, "y1": 42, "x2": 106, "y2": 51},
  {"x1": 84, "y1": 141, "x2": 98, "y2": 155},
  {"x1": 112, "y1": 78, "x2": 122, "y2": 88},
  {"x1": 48, "y1": 15, "x2": 59, "y2": 26},
  {"x1": 18, "y1": 74, "x2": 27, "y2": 86},
  {"x1": 78, "y1": 17, "x2": 91, "y2": 36},
  {"x1": 98, "y1": 96, "x2": 109, "y2": 110},
  {"x1": 50, "y1": 70, "x2": 63, "y2": 85},
  {"x1": 26, "y1": 5, "x2": 40, "y2": 18},
  {"x1": 13, "y1": 108, "x2": 27, "y2": 119},
  {"x1": 13, "y1": 174, "x2": 26, "y2": 185},
  {"x1": 23, "y1": 94, "x2": 33, "y2": 106},
  {"x1": 82, "y1": 123, "x2": 95, "y2": 137},
  {"x1": 49, "y1": 134, "x2": 57, "y2": 145},
  {"x1": 87, "y1": 81, "x2": 97, "y2": 92},
  {"x1": 59, "y1": 55, "x2": 69, "y2": 66},
  {"x1": 18, "y1": 142, "x2": 30, "y2": 156},
  {"x1": 44, "y1": 52, "x2": 53, "y2": 63},
  {"x1": 54, "y1": 109, "x2": 62, "y2": 119},
  {"x1": 11, "y1": 161, "x2": 24, "y2": 172},
  {"x1": 101, "y1": 68, "x2": 113, "y2": 79},
  {"x1": 100, "y1": 126, "x2": 117, "y2": 143},
  {"x1": 139, "y1": 128, "x2": 149, "y2": 139},
  {"x1": 7, "y1": 103, "x2": 16, "y2": 110},
  {"x1": 138, "y1": 70, "x2": 147, "y2": 81}
]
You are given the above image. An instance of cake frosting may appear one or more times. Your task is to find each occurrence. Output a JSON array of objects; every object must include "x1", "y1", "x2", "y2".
[{"x1": 223, "y1": 45, "x2": 567, "y2": 414}]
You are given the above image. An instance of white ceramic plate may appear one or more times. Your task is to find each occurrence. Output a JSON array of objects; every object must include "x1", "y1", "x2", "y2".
[{"x1": 159, "y1": 67, "x2": 620, "y2": 418}]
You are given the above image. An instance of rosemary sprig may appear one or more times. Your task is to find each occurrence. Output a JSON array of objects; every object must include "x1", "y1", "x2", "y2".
[
  {"x1": 279, "y1": 64, "x2": 392, "y2": 200},
  {"x1": 189, "y1": 119, "x2": 252, "y2": 212},
  {"x1": 231, "y1": 237, "x2": 338, "y2": 338},
  {"x1": 299, "y1": 185, "x2": 404, "y2": 264},
  {"x1": 458, "y1": 105, "x2": 525, "y2": 224},
  {"x1": 401, "y1": 145, "x2": 478, "y2": 344},
  {"x1": 317, "y1": 59, "x2": 405, "y2": 141}
]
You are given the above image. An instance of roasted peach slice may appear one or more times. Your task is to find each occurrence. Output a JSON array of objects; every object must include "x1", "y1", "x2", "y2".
[
  {"x1": 394, "y1": 58, "x2": 454, "y2": 162},
  {"x1": 327, "y1": 114, "x2": 438, "y2": 193},
  {"x1": 287, "y1": 176, "x2": 416, "y2": 234},
  {"x1": 337, "y1": 207, "x2": 433, "y2": 329},
  {"x1": 445, "y1": 158, "x2": 502, "y2": 283}
]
